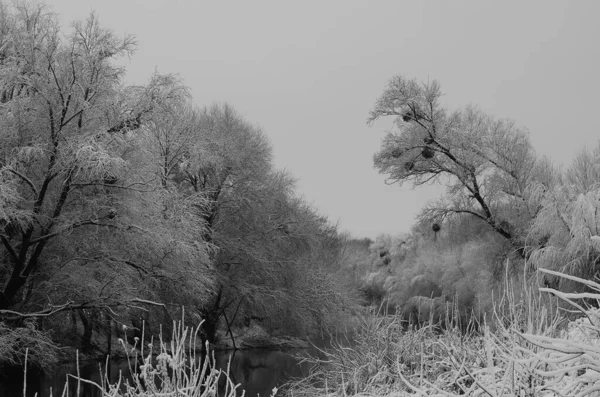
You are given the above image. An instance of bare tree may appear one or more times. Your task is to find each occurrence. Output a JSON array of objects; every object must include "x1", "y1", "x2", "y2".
[
  {"x1": 368, "y1": 76, "x2": 540, "y2": 255},
  {"x1": 0, "y1": 6, "x2": 213, "y2": 322},
  {"x1": 170, "y1": 103, "x2": 353, "y2": 342},
  {"x1": 0, "y1": 8, "x2": 136, "y2": 310}
]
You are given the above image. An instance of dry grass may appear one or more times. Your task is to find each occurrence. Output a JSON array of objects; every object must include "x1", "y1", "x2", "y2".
[
  {"x1": 25, "y1": 319, "x2": 266, "y2": 397},
  {"x1": 286, "y1": 269, "x2": 600, "y2": 397}
]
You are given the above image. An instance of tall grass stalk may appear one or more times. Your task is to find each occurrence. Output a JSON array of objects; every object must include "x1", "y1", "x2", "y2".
[
  {"x1": 287, "y1": 268, "x2": 600, "y2": 396},
  {"x1": 24, "y1": 320, "x2": 250, "y2": 397}
]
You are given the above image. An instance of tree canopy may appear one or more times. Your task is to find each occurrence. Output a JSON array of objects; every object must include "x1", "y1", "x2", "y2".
[{"x1": 0, "y1": 2, "x2": 354, "y2": 367}]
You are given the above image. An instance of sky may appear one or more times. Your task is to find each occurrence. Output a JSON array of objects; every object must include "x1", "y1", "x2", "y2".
[{"x1": 48, "y1": 0, "x2": 600, "y2": 239}]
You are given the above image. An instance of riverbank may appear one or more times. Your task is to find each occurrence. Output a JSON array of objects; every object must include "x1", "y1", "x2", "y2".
[
  {"x1": 213, "y1": 321, "x2": 310, "y2": 350},
  {"x1": 287, "y1": 274, "x2": 600, "y2": 396},
  {"x1": 46, "y1": 319, "x2": 311, "y2": 365},
  {"x1": 2, "y1": 321, "x2": 258, "y2": 397},
  {"x1": 0, "y1": 319, "x2": 318, "y2": 397},
  {"x1": 1, "y1": 345, "x2": 314, "y2": 397}
]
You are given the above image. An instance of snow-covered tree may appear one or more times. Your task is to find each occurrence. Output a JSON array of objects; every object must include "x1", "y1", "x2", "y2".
[
  {"x1": 529, "y1": 142, "x2": 600, "y2": 279},
  {"x1": 0, "y1": 5, "x2": 213, "y2": 322},
  {"x1": 368, "y1": 76, "x2": 540, "y2": 256}
]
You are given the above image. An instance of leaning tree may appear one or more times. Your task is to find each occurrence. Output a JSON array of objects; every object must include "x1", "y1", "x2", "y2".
[{"x1": 368, "y1": 76, "x2": 543, "y2": 257}]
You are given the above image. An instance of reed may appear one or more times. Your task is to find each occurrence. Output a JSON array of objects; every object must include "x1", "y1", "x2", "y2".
[
  {"x1": 287, "y1": 270, "x2": 600, "y2": 396},
  {"x1": 25, "y1": 319, "x2": 258, "y2": 397}
]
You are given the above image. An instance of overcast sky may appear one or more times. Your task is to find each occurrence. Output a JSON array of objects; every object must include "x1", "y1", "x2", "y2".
[{"x1": 49, "y1": 0, "x2": 600, "y2": 239}]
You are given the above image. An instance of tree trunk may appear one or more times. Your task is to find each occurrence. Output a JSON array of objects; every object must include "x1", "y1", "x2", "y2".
[
  {"x1": 0, "y1": 270, "x2": 27, "y2": 310},
  {"x1": 222, "y1": 310, "x2": 237, "y2": 350},
  {"x1": 201, "y1": 287, "x2": 223, "y2": 343},
  {"x1": 71, "y1": 310, "x2": 78, "y2": 335},
  {"x1": 79, "y1": 310, "x2": 95, "y2": 351}
]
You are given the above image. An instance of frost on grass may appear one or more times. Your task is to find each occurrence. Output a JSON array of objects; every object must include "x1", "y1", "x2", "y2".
[
  {"x1": 288, "y1": 270, "x2": 600, "y2": 397},
  {"x1": 45, "y1": 320, "x2": 249, "y2": 397}
]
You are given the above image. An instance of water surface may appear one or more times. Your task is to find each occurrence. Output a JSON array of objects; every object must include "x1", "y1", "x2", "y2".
[{"x1": 0, "y1": 348, "x2": 314, "y2": 397}]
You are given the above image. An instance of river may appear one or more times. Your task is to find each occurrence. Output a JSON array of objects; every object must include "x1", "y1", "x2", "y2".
[{"x1": 0, "y1": 347, "x2": 317, "y2": 397}]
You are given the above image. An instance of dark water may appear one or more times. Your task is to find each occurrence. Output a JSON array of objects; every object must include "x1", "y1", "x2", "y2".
[{"x1": 0, "y1": 348, "x2": 315, "y2": 397}]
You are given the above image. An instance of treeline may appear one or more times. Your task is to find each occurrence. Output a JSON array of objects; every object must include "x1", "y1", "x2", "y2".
[
  {"x1": 0, "y1": 2, "x2": 355, "y2": 369},
  {"x1": 348, "y1": 75, "x2": 600, "y2": 328}
]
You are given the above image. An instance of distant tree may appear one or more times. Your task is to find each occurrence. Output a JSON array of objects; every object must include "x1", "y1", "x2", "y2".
[
  {"x1": 171, "y1": 103, "x2": 353, "y2": 342},
  {"x1": 338, "y1": 234, "x2": 373, "y2": 287},
  {"x1": 368, "y1": 76, "x2": 540, "y2": 257},
  {"x1": 129, "y1": 73, "x2": 193, "y2": 188},
  {"x1": 177, "y1": 103, "x2": 273, "y2": 244}
]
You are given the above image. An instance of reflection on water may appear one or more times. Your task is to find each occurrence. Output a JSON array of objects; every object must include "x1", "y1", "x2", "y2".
[
  {"x1": 218, "y1": 349, "x2": 313, "y2": 397},
  {"x1": 0, "y1": 359, "x2": 133, "y2": 397},
  {"x1": 0, "y1": 348, "x2": 314, "y2": 397}
]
